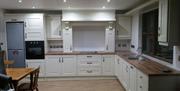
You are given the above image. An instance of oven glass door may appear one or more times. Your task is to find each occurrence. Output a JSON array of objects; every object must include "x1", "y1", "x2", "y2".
[{"x1": 26, "y1": 41, "x2": 44, "y2": 59}]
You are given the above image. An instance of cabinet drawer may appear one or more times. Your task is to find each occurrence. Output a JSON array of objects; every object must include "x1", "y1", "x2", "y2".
[
  {"x1": 77, "y1": 55, "x2": 101, "y2": 59},
  {"x1": 78, "y1": 67, "x2": 101, "y2": 76},
  {"x1": 137, "y1": 70, "x2": 149, "y2": 91},
  {"x1": 78, "y1": 60, "x2": 101, "y2": 66}
]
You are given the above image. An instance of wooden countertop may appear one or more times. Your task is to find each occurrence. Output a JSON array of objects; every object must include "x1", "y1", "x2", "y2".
[
  {"x1": 116, "y1": 52, "x2": 180, "y2": 76},
  {"x1": 46, "y1": 51, "x2": 115, "y2": 55}
]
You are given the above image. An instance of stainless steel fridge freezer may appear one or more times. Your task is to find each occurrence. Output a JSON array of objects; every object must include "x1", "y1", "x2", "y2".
[{"x1": 6, "y1": 22, "x2": 25, "y2": 68}]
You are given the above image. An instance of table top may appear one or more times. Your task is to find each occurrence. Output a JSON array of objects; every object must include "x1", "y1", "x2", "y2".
[{"x1": 6, "y1": 68, "x2": 35, "y2": 81}]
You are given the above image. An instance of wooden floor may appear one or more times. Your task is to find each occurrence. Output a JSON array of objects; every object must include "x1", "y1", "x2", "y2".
[{"x1": 38, "y1": 79, "x2": 125, "y2": 91}]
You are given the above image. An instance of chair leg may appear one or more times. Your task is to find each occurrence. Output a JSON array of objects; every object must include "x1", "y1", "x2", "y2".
[{"x1": 36, "y1": 87, "x2": 39, "y2": 91}]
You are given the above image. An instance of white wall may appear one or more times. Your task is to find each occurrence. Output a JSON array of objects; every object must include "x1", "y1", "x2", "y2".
[
  {"x1": 130, "y1": 12, "x2": 141, "y2": 54},
  {"x1": 0, "y1": 9, "x2": 6, "y2": 50}
]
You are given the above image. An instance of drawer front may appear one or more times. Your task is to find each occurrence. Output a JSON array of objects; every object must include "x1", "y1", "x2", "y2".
[
  {"x1": 78, "y1": 67, "x2": 101, "y2": 76},
  {"x1": 78, "y1": 60, "x2": 101, "y2": 66},
  {"x1": 77, "y1": 55, "x2": 101, "y2": 59}
]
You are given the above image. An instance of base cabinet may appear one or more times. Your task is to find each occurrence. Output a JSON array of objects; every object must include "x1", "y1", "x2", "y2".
[
  {"x1": 26, "y1": 60, "x2": 45, "y2": 77},
  {"x1": 77, "y1": 55, "x2": 102, "y2": 76},
  {"x1": 45, "y1": 55, "x2": 76, "y2": 77},
  {"x1": 102, "y1": 55, "x2": 115, "y2": 76}
]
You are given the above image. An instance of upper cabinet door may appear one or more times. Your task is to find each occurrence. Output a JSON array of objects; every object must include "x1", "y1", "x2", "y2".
[
  {"x1": 158, "y1": 0, "x2": 168, "y2": 45},
  {"x1": 105, "y1": 28, "x2": 115, "y2": 52},
  {"x1": 24, "y1": 14, "x2": 44, "y2": 41}
]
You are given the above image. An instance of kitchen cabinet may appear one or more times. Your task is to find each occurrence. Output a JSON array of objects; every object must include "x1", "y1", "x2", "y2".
[
  {"x1": 45, "y1": 56, "x2": 61, "y2": 76},
  {"x1": 116, "y1": 16, "x2": 131, "y2": 40},
  {"x1": 105, "y1": 23, "x2": 115, "y2": 52},
  {"x1": 24, "y1": 14, "x2": 44, "y2": 41},
  {"x1": 46, "y1": 15, "x2": 62, "y2": 40},
  {"x1": 136, "y1": 70, "x2": 148, "y2": 91},
  {"x1": 158, "y1": 0, "x2": 168, "y2": 45},
  {"x1": 4, "y1": 14, "x2": 45, "y2": 41},
  {"x1": 129, "y1": 65, "x2": 137, "y2": 91},
  {"x1": 63, "y1": 22, "x2": 73, "y2": 52},
  {"x1": 77, "y1": 55, "x2": 101, "y2": 76},
  {"x1": 26, "y1": 60, "x2": 45, "y2": 77},
  {"x1": 45, "y1": 55, "x2": 76, "y2": 77},
  {"x1": 158, "y1": 0, "x2": 180, "y2": 45},
  {"x1": 102, "y1": 55, "x2": 115, "y2": 76},
  {"x1": 61, "y1": 55, "x2": 76, "y2": 76},
  {"x1": 5, "y1": 13, "x2": 44, "y2": 41},
  {"x1": 121, "y1": 61, "x2": 130, "y2": 91}
]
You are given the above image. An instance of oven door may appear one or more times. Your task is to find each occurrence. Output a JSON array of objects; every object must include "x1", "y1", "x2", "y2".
[{"x1": 26, "y1": 41, "x2": 44, "y2": 59}]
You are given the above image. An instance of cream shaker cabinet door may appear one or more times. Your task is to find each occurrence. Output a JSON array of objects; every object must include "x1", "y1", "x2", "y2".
[
  {"x1": 61, "y1": 56, "x2": 76, "y2": 76},
  {"x1": 102, "y1": 55, "x2": 115, "y2": 76}
]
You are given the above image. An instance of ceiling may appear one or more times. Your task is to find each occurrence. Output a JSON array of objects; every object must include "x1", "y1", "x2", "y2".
[{"x1": 0, "y1": 0, "x2": 149, "y2": 10}]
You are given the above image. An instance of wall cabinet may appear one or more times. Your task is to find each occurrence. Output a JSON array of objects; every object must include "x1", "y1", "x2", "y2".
[
  {"x1": 45, "y1": 55, "x2": 76, "y2": 77},
  {"x1": 116, "y1": 16, "x2": 132, "y2": 40},
  {"x1": 46, "y1": 15, "x2": 62, "y2": 40},
  {"x1": 5, "y1": 14, "x2": 45, "y2": 41},
  {"x1": 158, "y1": 0, "x2": 180, "y2": 45},
  {"x1": 26, "y1": 60, "x2": 45, "y2": 77},
  {"x1": 102, "y1": 55, "x2": 115, "y2": 76}
]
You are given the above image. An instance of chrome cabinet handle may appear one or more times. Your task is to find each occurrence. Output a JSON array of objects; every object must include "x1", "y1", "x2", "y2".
[
  {"x1": 59, "y1": 58, "x2": 61, "y2": 63},
  {"x1": 117, "y1": 59, "x2": 120, "y2": 64},
  {"x1": 62, "y1": 58, "x2": 64, "y2": 63},
  {"x1": 87, "y1": 62, "x2": 92, "y2": 64},
  {"x1": 87, "y1": 70, "x2": 93, "y2": 73},
  {"x1": 106, "y1": 45, "x2": 108, "y2": 50},
  {"x1": 87, "y1": 56, "x2": 92, "y2": 58}
]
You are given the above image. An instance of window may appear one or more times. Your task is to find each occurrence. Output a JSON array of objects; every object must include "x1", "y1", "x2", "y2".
[{"x1": 142, "y1": 9, "x2": 173, "y2": 64}]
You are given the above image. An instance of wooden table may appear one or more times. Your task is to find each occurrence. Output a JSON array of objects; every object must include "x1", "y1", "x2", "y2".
[{"x1": 6, "y1": 68, "x2": 35, "y2": 91}]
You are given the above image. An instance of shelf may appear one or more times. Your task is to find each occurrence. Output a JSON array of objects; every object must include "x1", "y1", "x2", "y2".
[
  {"x1": 47, "y1": 37, "x2": 63, "y2": 41},
  {"x1": 116, "y1": 35, "x2": 131, "y2": 40}
]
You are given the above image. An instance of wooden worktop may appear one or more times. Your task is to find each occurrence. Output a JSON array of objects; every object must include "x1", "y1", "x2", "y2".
[
  {"x1": 46, "y1": 51, "x2": 115, "y2": 55},
  {"x1": 116, "y1": 52, "x2": 180, "y2": 76}
]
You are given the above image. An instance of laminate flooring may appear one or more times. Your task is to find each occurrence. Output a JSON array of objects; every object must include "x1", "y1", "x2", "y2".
[{"x1": 38, "y1": 79, "x2": 125, "y2": 91}]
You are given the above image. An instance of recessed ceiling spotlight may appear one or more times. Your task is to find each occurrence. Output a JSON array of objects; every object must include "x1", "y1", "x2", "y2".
[
  {"x1": 107, "y1": 0, "x2": 111, "y2": 3},
  {"x1": 102, "y1": 6, "x2": 106, "y2": 9},
  {"x1": 18, "y1": 0, "x2": 22, "y2": 3},
  {"x1": 64, "y1": 0, "x2": 67, "y2": 3}
]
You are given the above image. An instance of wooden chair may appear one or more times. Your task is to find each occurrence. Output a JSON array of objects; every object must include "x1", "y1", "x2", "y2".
[
  {"x1": 0, "y1": 51, "x2": 14, "y2": 68},
  {"x1": 18, "y1": 67, "x2": 40, "y2": 91},
  {"x1": 0, "y1": 73, "x2": 14, "y2": 91}
]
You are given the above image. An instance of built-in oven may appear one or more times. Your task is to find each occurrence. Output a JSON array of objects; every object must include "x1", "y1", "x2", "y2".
[{"x1": 26, "y1": 41, "x2": 44, "y2": 59}]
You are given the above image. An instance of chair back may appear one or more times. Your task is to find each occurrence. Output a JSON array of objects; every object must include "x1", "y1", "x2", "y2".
[
  {"x1": 30, "y1": 67, "x2": 40, "y2": 90},
  {"x1": 0, "y1": 73, "x2": 14, "y2": 90},
  {"x1": 0, "y1": 51, "x2": 5, "y2": 61},
  {"x1": 0, "y1": 52, "x2": 6, "y2": 74}
]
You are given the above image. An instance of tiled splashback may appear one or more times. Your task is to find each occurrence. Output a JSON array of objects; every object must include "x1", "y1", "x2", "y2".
[{"x1": 115, "y1": 40, "x2": 131, "y2": 51}]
